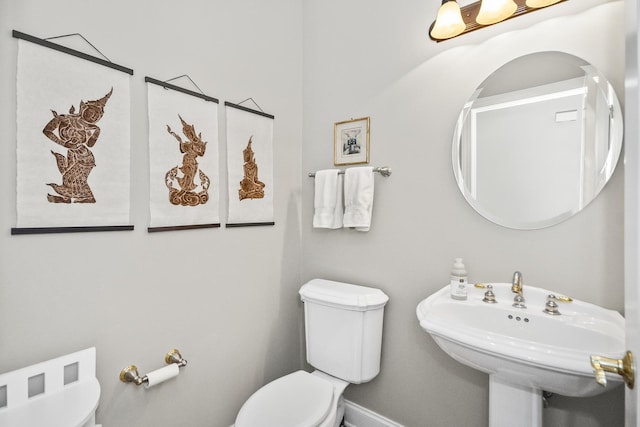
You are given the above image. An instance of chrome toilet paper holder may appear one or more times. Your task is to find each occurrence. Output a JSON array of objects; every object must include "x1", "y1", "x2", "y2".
[{"x1": 120, "y1": 348, "x2": 187, "y2": 386}]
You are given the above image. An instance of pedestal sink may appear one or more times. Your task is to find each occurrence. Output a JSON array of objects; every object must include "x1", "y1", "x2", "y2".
[{"x1": 416, "y1": 283, "x2": 625, "y2": 427}]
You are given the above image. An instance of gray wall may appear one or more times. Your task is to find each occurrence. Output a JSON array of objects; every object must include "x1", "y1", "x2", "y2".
[
  {"x1": 0, "y1": 1, "x2": 303, "y2": 426},
  {"x1": 301, "y1": 1, "x2": 625, "y2": 426},
  {"x1": 0, "y1": 1, "x2": 629, "y2": 427}
]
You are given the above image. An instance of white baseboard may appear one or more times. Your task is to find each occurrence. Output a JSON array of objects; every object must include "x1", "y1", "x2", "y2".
[{"x1": 343, "y1": 399, "x2": 405, "y2": 427}]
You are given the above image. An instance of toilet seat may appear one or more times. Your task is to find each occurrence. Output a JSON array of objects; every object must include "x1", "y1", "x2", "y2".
[{"x1": 235, "y1": 370, "x2": 334, "y2": 427}]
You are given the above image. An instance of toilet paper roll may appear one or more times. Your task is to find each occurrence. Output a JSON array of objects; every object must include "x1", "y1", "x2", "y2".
[{"x1": 144, "y1": 363, "x2": 180, "y2": 389}]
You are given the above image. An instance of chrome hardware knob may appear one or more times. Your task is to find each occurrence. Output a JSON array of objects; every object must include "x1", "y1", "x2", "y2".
[
  {"x1": 512, "y1": 293, "x2": 526, "y2": 309},
  {"x1": 543, "y1": 294, "x2": 561, "y2": 315},
  {"x1": 482, "y1": 285, "x2": 497, "y2": 304},
  {"x1": 590, "y1": 351, "x2": 634, "y2": 389},
  {"x1": 482, "y1": 285, "x2": 498, "y2": 304}
]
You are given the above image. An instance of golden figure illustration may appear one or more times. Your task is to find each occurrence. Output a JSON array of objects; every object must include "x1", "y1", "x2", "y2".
[
  {"x1": 165, "y1": 115, "x2": 210, "y2": 206},
  {"x1": 42, "y1": 88, "x2": 113, "y2": 203},
  {"x1": 238, "y1": 136, "x2": 265, "y2": 200}
]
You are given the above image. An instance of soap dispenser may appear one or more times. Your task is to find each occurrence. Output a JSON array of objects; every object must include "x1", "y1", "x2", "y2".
[{"x1": 450, "y1": 258, "x2": 468, "y2": 300}]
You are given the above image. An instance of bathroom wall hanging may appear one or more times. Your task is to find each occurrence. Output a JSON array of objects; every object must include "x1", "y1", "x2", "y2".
[
  {"x1": 225, "y1": 100, "x2": 275, "y2": 227},
  {"x1": 334, "y1": 117, "x2": 370, "y2": 166},
  {"x1": 146, "y1": 75, "x2": 220, "y2": 232},
  {"x1": 11, "y1": 31, "x2": 134, "y2": 235}
]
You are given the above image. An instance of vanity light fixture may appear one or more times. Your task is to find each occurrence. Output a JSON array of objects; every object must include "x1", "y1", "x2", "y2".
[
  {"x1": 430, "y1": 0, "x2": 466, "y2": 40},
  {"x1": 476, "y1": 0, "x2": 518, "y2": 25},
  {"x1": 429, "y1": 0, "x2": 568, "y2": 42}
]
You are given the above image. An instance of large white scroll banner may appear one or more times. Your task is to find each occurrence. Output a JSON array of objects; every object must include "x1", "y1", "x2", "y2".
[
  {"x1": 147, "y1": 81, "x2": 220, "y2": 230},
  {"x1": 225, "y1": 103, "x2": 274, "y2": 226},
  {"x1": 16, "y1": 38, "x2": 132, "y2": 230}
]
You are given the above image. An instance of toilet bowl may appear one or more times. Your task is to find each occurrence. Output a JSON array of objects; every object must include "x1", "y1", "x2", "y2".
[
  {"x1": 234, "y1": 279, "x2": 389, "y2": 427},
  {"x1": 235, "y1": 370, "x2": 348, "y2": 427}
]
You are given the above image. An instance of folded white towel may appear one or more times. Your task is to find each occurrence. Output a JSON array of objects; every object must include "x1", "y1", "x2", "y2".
[
  {"x1": 313, "y1": 169, "x2": 344, "y2": 229},
  {"x1": 343, "y1": 166, "x2": 374, "y2": 231}
]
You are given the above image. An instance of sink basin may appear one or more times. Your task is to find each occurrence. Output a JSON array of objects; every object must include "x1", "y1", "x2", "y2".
[{"x1": 417, "y1": 283, "x2": 625, "y2": 397}]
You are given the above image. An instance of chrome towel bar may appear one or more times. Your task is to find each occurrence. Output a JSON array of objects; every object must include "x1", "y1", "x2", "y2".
[{"x1": 308, "y1": 166, "x2": 392, "y2": 177}]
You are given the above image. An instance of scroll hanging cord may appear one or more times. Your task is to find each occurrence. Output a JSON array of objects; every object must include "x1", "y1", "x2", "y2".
[
  {"x1": 237, "y1": 97, "x2": 265, "y2": 113},
  {"x1": 44, "y1": 33, "x2": 111, "y2": 62},
  {"x1": 163, "y1": 75, "x2": 206, "y2": 96}
]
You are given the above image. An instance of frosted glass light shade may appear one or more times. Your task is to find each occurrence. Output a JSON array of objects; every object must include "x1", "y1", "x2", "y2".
[
  {"x1": 525, "y1": 0, "x2": 562, "y2": 7},
  {"x1": 476, "y1": 0, "x2": 518, "y2": 25},
  {"x1": 430, "y1": 0, "x2": 466, "y2": 40}
]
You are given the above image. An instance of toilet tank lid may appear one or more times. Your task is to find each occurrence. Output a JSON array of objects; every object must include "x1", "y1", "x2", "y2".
[{"x1": 299, "y1": 279, "x2": 389, "y2": 311}]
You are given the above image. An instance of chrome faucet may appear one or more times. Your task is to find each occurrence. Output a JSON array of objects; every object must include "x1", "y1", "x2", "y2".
[
  {"x1": 512, "y1": 271, "x2": 523, "y2": 294},
  {"x1": 511, "y1": 271, "x2": 526, "y2": 308}
]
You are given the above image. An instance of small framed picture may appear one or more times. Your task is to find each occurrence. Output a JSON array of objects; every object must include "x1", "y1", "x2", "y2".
[{"x1": 334, "y1": 117, "x2": 370, "y2": 165}]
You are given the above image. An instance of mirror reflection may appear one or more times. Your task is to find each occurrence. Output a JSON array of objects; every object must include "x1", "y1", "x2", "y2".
[{"x1": 452, "y1": 52, "x2": 623, "y2": 229}]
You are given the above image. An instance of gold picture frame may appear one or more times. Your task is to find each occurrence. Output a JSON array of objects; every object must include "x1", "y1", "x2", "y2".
[{"x1": 334, "y1": 117, "x2": 370, "y2": 165}]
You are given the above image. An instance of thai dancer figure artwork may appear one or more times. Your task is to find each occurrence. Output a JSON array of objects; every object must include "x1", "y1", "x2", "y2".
[
  {"x1": 238, "y1": 136, "x2": 265, "y2": 201},
  {"x1": 42, "y1": 88, "x2": 112, "y2": 203},
  {"x1": 165, "y1": 115, "x2": 210, "y2": 206}
]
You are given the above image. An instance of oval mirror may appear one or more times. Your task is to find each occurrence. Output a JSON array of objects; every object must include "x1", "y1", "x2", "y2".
[{"x1": 452, "y1": 51, "x2": 623, "y2": 230}]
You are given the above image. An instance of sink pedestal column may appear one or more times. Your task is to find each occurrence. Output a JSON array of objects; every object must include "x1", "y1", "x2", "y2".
[{"x1": 489, "y1": 376, "x2": 542, "y2": 427}]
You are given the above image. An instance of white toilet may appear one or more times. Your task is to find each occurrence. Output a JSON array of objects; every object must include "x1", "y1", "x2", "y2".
[{"x1": 235, "y1": 278, "x2": 389, "y2": 427}]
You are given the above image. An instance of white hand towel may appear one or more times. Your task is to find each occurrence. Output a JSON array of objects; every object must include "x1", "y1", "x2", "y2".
[
  {"x1": 343, "y1": 166, "x2": 374, "y2": 231},
  {"x1": 313, "y1": 169, "x2": 344, "y2": 229}
]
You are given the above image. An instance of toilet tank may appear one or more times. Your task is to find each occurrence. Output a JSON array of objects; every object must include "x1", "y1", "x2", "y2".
[{"x1": 299, "y1": 279, "x2": 389, "y2": 384}]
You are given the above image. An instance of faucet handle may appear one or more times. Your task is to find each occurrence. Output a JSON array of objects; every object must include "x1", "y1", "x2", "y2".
[
  {"x1": 550, "y1": 294, "x2": 572, "y2": 303},
  {"x1": 543, "y1": 294, "x2": 561, "y2": 315},
  {"x1": 482, "y1": 285, "x2": 497, "y2": 304}
]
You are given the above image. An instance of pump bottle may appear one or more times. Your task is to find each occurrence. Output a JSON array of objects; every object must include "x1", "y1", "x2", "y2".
[{"x1": 450, "y1": 258, "x2": 468, "y2": 300}]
